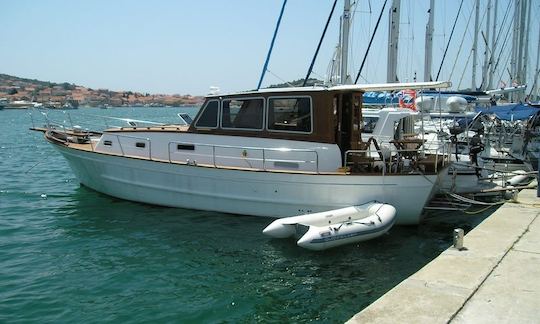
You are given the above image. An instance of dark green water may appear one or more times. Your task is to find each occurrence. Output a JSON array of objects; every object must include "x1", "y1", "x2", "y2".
[{"x1": 0, "y1": 107, "x2": 494, "y2": 323}]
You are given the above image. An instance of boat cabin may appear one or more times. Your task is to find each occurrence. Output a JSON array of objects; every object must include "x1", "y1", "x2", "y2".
[{"x1": 189, "y1": 87, "x2": 366, "y2": 156}]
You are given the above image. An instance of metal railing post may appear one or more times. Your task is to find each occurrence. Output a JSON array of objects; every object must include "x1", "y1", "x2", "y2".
[
  {"x1": 262, "y1": 149, "x2": 266, "y2": 171},
  {"x1": 147, "y1": 138, "x2": 151, "y2": 160},
  {"x1": 116, "y1": 135, "x2": 125, "y2": 156},
  {"x1": 315, "y1": 151, "x2": 319, "y2": 174},
  {"x1": 212, "y1": 146, "x2": 216, "y2": 168},
  {"x1": 537, "y1": 158, "x2": 539, "y2": 198},
  {"x1": 67, "y1": 112, "x2": 74, "y2": 129}
]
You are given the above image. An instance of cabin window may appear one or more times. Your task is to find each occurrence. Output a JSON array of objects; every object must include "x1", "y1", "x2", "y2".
[
  {"x1": 267, "y1": 97, "x2": 312, "y2": 133},
  {"x1": 361, "y1": 117, "x2": 378, "y2": 133},
  {"x1": 221, "y1": 98, "x2": 264, "y2": 130},
  {"x1": 177, "y1": 144, "x2": 195, "y2": 150},
  {"x1": 195, "y1": 100, "x2": 219, "y2": 128}
]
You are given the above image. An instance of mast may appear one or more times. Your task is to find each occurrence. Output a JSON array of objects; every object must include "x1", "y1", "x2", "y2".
[
  {"x1": 523, "y1": 0, "x2": 531, "y2": 91},
  {"x1": 510, "y1": 0, "x2": 520, "y2": 101},
  {"x1": 488, "y1": 0, "x2": 498, "y2": 89},
  {"x1": 516, "y1": 0, "x2": 526, "y2": 87},
  {"x1": 423, "y1": 0, "x2": 434, "y2": 82},
  {"x1": 340, "y1": 0, "x2": 351, "y2": 85},
  {"x1": 533, "y1": 15, "x2": 540, "y2": 101},
  {"x1": 256, "y1": 0, "x2": 287, "y2": 90},
  {"x1": 387, "y1": 0, "x2": 400, "y2": 83},
  {"x1": 482, "y1": 0, "x2": 491, "y2": 90},
  {"x1": 471, "y1": 0, "x2": 480, "y2": 90}
]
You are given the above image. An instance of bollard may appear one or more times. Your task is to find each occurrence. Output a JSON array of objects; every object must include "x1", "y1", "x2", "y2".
[{"x1": 453, "y1": 228, "x2": 465, "y2": 250}]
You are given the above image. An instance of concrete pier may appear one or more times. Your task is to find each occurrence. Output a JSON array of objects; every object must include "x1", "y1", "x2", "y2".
[{"x1": 347, "y1": 188, "x2": 540, "y2": 324}]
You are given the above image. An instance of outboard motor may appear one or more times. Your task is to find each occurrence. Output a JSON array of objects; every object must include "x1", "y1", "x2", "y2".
[{"x1": 448, "y1": 122, "x2": 464, "y2": 161}]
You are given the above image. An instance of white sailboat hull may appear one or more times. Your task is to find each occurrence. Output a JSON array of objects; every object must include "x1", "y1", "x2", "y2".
[{"x1": 54, "y1": 144, "x2": 438, "y2": 225}]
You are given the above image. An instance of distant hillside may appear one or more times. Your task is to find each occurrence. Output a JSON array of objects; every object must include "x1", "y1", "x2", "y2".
[
  {"x1": 0, "y1": 74, "x2": 204, "y2": 108},
  {"x1": 269, "y1": 78, "x2": 324, "y2": 88}
]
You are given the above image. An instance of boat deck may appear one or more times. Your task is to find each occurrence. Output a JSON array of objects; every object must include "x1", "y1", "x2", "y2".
[{"x1": 40, "y1": 128, "x2": 446, "y2": 176}]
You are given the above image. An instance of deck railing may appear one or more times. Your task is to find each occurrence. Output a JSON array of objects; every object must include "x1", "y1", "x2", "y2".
[
  {"x1": 167, "y1": 141, "x2": 320, "y2": 173},
  {"x1": 30, "y1": 107, "x2": 168, "y2": 132}
]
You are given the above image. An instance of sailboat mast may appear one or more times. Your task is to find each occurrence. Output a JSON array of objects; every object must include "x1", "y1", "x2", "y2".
[
  {"x1": 516, "y1": 0, "x2": 526, "y2": 87},
  {"x1": 423, "y1": 0, "x2": 434, "y2": 82},
  {"x1": 523, "y1": 0, "x2": 531, "y2": 91},
  {"x1": 472, "y1": 0, "x2": 480, "y2": 90},
  {"x1": 488, "y1": 0, "x2": 498, "y2": 89},
  {"x1": 533, "y1": 19, "x2": 540, "y2": 101},
  {"x1": 482, "y1": 0, "x2": 491, "y2": 90},
  {"x1": 340, "y1": 0, "x2": 351, "y2": 85},
  {"x1": 387, "y1": 0, "x2": 400, "y2": 83}
]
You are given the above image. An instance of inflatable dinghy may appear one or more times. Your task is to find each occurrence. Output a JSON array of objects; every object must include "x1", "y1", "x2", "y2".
[{"x1": 263, "y1": 202, "x2": 396, "y2": 251}]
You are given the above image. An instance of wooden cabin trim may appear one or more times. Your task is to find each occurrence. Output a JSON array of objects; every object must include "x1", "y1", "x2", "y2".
[{"x1": 187, "y1": 89, "x2": 361, "y2": 144}]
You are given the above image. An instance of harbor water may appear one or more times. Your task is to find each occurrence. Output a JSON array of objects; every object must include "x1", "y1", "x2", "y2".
[{"x1": 0, "y1": 107, "x2": 494, "y2": 323}]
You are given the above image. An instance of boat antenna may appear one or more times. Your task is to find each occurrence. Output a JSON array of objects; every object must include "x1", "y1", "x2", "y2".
[
  {"x1": 435, "y1": 0, "x2": 464, "y2": 81},
  {"x1": 256, "y1": 0, "x2": 288, "y2": 90},
  {"x1": 302, "y1": 0, "x2": 338, "y2": 87},
  {"x1": 354, "y1": 0, "x2": 388, "y2": 84}
]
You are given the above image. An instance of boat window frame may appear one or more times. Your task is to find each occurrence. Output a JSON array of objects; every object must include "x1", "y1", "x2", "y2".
[
  {"x1": 220, "y1": 96, "x2": 266, "y2": 131},
  {"x1": 266, "y1": 95, "x2": 313, "y2": 134},
  {"x1": 193, "y1": 99, "x2": 220, "y2": 129}
]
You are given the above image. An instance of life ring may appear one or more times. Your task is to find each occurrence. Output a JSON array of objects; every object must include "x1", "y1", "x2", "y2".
[{"x1": 398, "y1": 89, "x2": 416, "y2": 110}]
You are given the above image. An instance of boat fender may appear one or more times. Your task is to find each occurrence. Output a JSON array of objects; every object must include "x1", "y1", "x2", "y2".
[{"x1": 505, "y1": 170, "x2": 530, "y2": 186}]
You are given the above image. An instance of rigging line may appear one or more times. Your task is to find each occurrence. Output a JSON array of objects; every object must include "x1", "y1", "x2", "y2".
[
  {"x1": 326, "y1": 45, "x2": 340, "y2": 85},
  {"x1": 485, "y1": 0, "x2": 513, "y2": 86},
  {"x1": 492, "y1": 12, "x2": 515, "y2": 79},
  {"x1": 302, "y1": 0, "x2": 338, "y2": 87},
  {"x1": 266, "y1": 69, "x2": 294, "y2": 87},
  {"x1": 475, "y1": 3, "x2": 491, "y2": 88},
  {"x1": 435, "y1": 0, "x2": 464, "y2": 81},
  {"x1": 528, "y1": 69, "x2": 540, "y2": 98},
  {"x1": 491, "y1": 0, "x2": 513, "y2": 58},
  {"x1": 495, "y1": 49, "x2": 513, "y2": 88},
  {"x1": 457, "y1": 46, "x2": 473, "y2": 89},
  {"x1": 457, "y1": 1, "x2": 494, "y2": 88},
  {"x1": 479, "y1": 31, "x2": 492, "y2": 89},
  {"x1": 256, "y1": 0, "x2": 287, "y2": 90},
  {"x1": 348, "y1": 1, "x2": 359, "y2": 76},
  {"x1": 354, "y1": 0, "x2": 388, "y2": 84},
  {"x1": 448, "y1": 2, "x2": 475, "y2": 81},
  {"x1": 309, "y1": 70, "x2": 326, "y2": 82}
]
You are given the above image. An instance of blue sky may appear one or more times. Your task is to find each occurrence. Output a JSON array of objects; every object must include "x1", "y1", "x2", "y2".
[{"x1": 1, "y1": 0, "x2": 539, "y2": 95}]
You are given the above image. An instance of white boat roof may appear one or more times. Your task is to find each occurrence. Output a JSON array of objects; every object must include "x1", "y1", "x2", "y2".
[
  {"x1": 330, "y1": 81, "x2": 452, "y2": 92},
  {"x1": 485, "y1": 85, "x2": 527, "y2": 95},
  {"x1": 362, "y1": 107, "x2": 418, "y2": 117},
  {"x1": 207, "y1": 81, "x2": 452, "y2": 98}
]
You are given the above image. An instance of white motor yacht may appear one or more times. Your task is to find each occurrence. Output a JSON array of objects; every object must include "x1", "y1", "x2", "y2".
[{"x1": 33, "y1": 82, "x2": 451, "y2": 225}]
